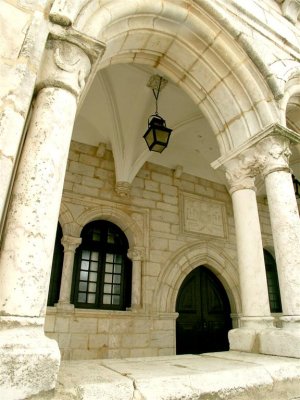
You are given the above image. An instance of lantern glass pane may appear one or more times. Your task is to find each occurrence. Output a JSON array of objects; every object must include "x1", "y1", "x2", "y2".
[
  {"x1": 152, "y1": 143, "x2": 166, "y2": 153},
  {"x1": 155, "y1": 128, "x2": 170, "y2": 144},
  {"x1": 144, "y1": 130, "x2": 154, "y2": 147}
]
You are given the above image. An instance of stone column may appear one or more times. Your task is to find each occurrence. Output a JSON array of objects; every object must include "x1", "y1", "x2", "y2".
[
  {"x1": 225, "y1": 158, "x2": 274, "y2": 352},
  {"x1": 127, "y1": 247, "x2": 145, "y2": 310},
  {"x1": 258, "y1": 134, "x2": 300, "y2": 357},
  {"x1": 0, "y1": 8, "x2": 49, "y2": 234},
  {"x1": 57, "y1": 235, "x2": 82, "y2": 309},
  {"x1": 0, "y1": 39, "x2": 92, "y2": 400}
]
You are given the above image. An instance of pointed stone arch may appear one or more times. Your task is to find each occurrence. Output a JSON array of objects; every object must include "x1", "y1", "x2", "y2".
[{"x1": 153, "y1": 241, "x2": 241, "y2": 316}]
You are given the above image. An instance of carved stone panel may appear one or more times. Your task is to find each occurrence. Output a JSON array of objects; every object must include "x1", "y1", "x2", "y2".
[{"x1": 180, "y1": 192, "x2": 228, "y2": 239}]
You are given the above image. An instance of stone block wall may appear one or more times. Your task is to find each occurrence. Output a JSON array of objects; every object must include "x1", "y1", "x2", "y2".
[
  {"x1": 45, "y1": 140, "x2": 275, "y2": 360},
  {"x1": 45, "y1": 308, "x2": 176, "y2": 360}
]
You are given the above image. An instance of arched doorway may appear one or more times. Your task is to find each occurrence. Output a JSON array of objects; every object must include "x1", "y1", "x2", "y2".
[{"x1": 176, "y1": 266, "x2": 232, "y2": 354}]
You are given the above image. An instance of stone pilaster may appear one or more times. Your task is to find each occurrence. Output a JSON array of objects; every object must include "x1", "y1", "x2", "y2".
[
  {"x1": 223, "y1": 154, "x2": 273, "y2": 352},
  {"x1": 0, "y1": 39, "x2": 94, "y2": 399},
  {"x1": 127, "y1": 247, "x2": 145, "y2": 310},
  {"x1": 57, "y1": 235, "x2": 82, "y2": 309}
]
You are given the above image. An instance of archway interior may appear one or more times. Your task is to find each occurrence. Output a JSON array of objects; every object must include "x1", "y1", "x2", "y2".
[
  {"x1": 176, "y1": 265, "x2": 232, "y2": 355},
  {"x1": 72, "y1": 63, "x2": 226, "y2": 185}
]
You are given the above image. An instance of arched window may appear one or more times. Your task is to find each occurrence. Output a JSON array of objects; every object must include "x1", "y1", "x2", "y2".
[
  {"x1": 71, "y1": 220, "x2": 132, "y2": 310},
  {"x1": 47, "y1": 223, "x2": 64, "y2": 306},
  {"x1": 264, "y1": 249, "x2": 282, "y2": 313}
]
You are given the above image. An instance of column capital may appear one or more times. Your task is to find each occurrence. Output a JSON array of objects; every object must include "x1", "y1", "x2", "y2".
[
  {"x1": 127, "y1": 247, "x2": 145, "y2": 261},
  {"x1": 36, "y1": 39, "x2": 92, "y2": 98},
  {"x1": 257, "y1": 135, "x2": 291, "y2": 178},
  {"x1": 223, "y1": 149, "x2": 260, "y2": 194},
  {"x1": 61, "y1": 235, "x2": 82, "y2": 252},
  {"x1": 212, "y1": 123, "x2": 300, "y2": 188}
]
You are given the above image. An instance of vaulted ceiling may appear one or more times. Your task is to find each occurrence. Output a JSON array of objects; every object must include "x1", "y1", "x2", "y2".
[{"x1": 72, "y1": 63, "x2": 300, "y2": 192}]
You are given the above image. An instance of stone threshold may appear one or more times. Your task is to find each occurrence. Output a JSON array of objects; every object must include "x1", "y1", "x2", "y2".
[{"x1": 29, "y1": 351, "x2": 300, "y2": 400}]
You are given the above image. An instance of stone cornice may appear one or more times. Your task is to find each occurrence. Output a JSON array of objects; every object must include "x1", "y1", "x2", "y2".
[{"x1": 49, "y1": 24, "x2": 106, "y2": 63}]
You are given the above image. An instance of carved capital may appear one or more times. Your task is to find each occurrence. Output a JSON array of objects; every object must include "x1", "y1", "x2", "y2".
[
  {"x1": 281, "y1": 0, "x2": 300, "y2": 23},
  {"x1": 36, "y1": 39, "x2": 91, "y2": 98},
  {"x1": 115, "y1": 181, "x2": 131, "y2": 197},
  {"x1": 61, "y1": 235, "x2": 82, "y2": 252},
  {"x1": 224, "y1": 148, "x2": 261, "y2": 194},
  {"x1": 127, "y1": 247, "x2": 145, "y2": 261},
  {"x1": 257, "y1": 135, "x2": 291, "y2": 177}
]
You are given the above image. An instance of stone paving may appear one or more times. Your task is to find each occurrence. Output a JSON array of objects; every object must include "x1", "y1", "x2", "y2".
[{"x1": 29, "y1": 351, "x2": 300, "y2": 400}]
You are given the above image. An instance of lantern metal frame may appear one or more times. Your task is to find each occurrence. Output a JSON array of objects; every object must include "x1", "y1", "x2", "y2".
[{"x1": 143, "y1": 75, "x2": 173, "y2": 153}]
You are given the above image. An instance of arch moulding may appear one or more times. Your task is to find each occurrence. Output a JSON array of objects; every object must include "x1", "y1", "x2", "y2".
[
  {"x1": 64, "y1": 204, "x2": 145, "y2": 250},
  {"x1": 152, "y1": 241, "x2": 241, "y2": 316},
  {"x1": 50, "y1": 0, "x2": 279, "y2": 155}
]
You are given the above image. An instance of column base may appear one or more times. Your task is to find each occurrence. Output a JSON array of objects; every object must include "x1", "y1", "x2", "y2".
[
  {"x1": 260, "y1": 325, "x2": 300, "y2": 358},
  {"x1": 0, "y1": 317, "x2": 60, "y2": 400},
  {"x1": 55, "y1": 302, "x2": 75, "y2": 312},
  {"x1": 229, "y1": 316, "x2": 274, "y2": 353}
]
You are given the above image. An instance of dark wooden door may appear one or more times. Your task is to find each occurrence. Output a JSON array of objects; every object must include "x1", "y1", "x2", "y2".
[{"x1": 176, "y1": 266, "x2": 232, "y2": 354}]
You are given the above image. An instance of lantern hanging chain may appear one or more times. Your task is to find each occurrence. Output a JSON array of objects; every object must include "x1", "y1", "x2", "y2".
[{"x1": 152, "y1": 77, "x2": 162, "y2": 115}]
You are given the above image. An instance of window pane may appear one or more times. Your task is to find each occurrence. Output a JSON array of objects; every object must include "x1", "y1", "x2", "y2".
[
  {"x1": 79, "y1": 281, "x2": 87, "y2": 291},
  {"x1": 104, "y1": 284, "x2": 112, "y2": 294},
  {"x1": 106, "y1": 253, "x2": 114, "y2": 263},
  {"x1": 103, "y1": 295, "x2": 111, "y2": 304},
  {"x1": 88, "y1": 282, "x2": 97, "y2": 292},
  {"x1": 113, "y1": 275, "x2": 121, "y2": 284},
  {"x1": 89, "y1": 272, "x2": 97, "y2": 282},
  {"x1": 107, "y1": 231, "x2": 115, "y2": 244},
  {"x1": 91, "y1": 252, "x2": 99, "y2": 261},
  {"x1": 105, "y1": 263, "x2": 113, "y2": 273},
  {"x1": 81, "y1": 260, "x2": 89, "y2": 270},
  {"x1": 115, "y1": 254, "x2": 122, "y2": 263},
  {"x1": 80, "y1": 271, "x2": 88, "y2": 281},
  {"x1": 78, "y1": 292, "x2": 86, "y2": 302},
  {"x1": 112, "y1": 295, "x2": 120, "y2": 305},
  {"x1": 104, "y1": 274, "x2": 113, "y2": 283},
  {"x1": 90, "y1": 261, "x2": 98, "y2": 272},
  {"x1": 82, "y1": 250, "x2": 90, "y2": 259},
  {"x1": 114, "y1": 264, "x2": 121, "y2": 274},
  {"x1": 113, "y1": 285, "x2": 120, "y2": 294},
  {"x1": 87, "y1": 293, "x2": 96, "y2": 303},
  {"x1": 92, "y1": 230, "x2": 101, "y2": 241}
]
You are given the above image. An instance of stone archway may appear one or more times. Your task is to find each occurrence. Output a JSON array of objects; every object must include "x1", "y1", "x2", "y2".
[
  {"x1": 152, "y1": 241, "x2": 241, "y2": 318},
  {"x1": 49, "y1": 0, "x2": 280, "y2": 162}
]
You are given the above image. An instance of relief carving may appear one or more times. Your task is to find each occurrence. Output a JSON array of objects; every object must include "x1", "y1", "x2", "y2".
[{"x1": 181, "y1": 193, "x2": 228, "y2": 239}]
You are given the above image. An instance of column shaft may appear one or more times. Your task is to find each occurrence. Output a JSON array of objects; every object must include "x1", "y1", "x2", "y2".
[
  {"x1": 264, "y1": 170, "x2": 300, "y2": 318},
  {"x1": 0, "y1": 87, "x2": 77, "y2": 317},
  {"x1": 231, "y1": 188, "x2": 271, "y2": 322},
  {"x1": 58, "y1": 236, "x2": 82, "y2": 306},
  {"x1": 131, "y1": 259, "x2": 142, "y2": 309}
]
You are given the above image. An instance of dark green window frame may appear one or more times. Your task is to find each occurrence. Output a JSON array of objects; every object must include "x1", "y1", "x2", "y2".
[
  {"x1": 47, "y1": 223, "x2": 64, "y2": 306},
  {"x1": 71, "y1": 220, "x2": 132, "y2": 310},
  {"x1": 264, "y1": 249, "x2": 282, "y2": 313}
]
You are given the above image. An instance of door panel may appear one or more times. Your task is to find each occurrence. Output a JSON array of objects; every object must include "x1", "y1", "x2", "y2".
[{"x1": 176, "y1": 266, "x2": 232, "y2": 354}]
